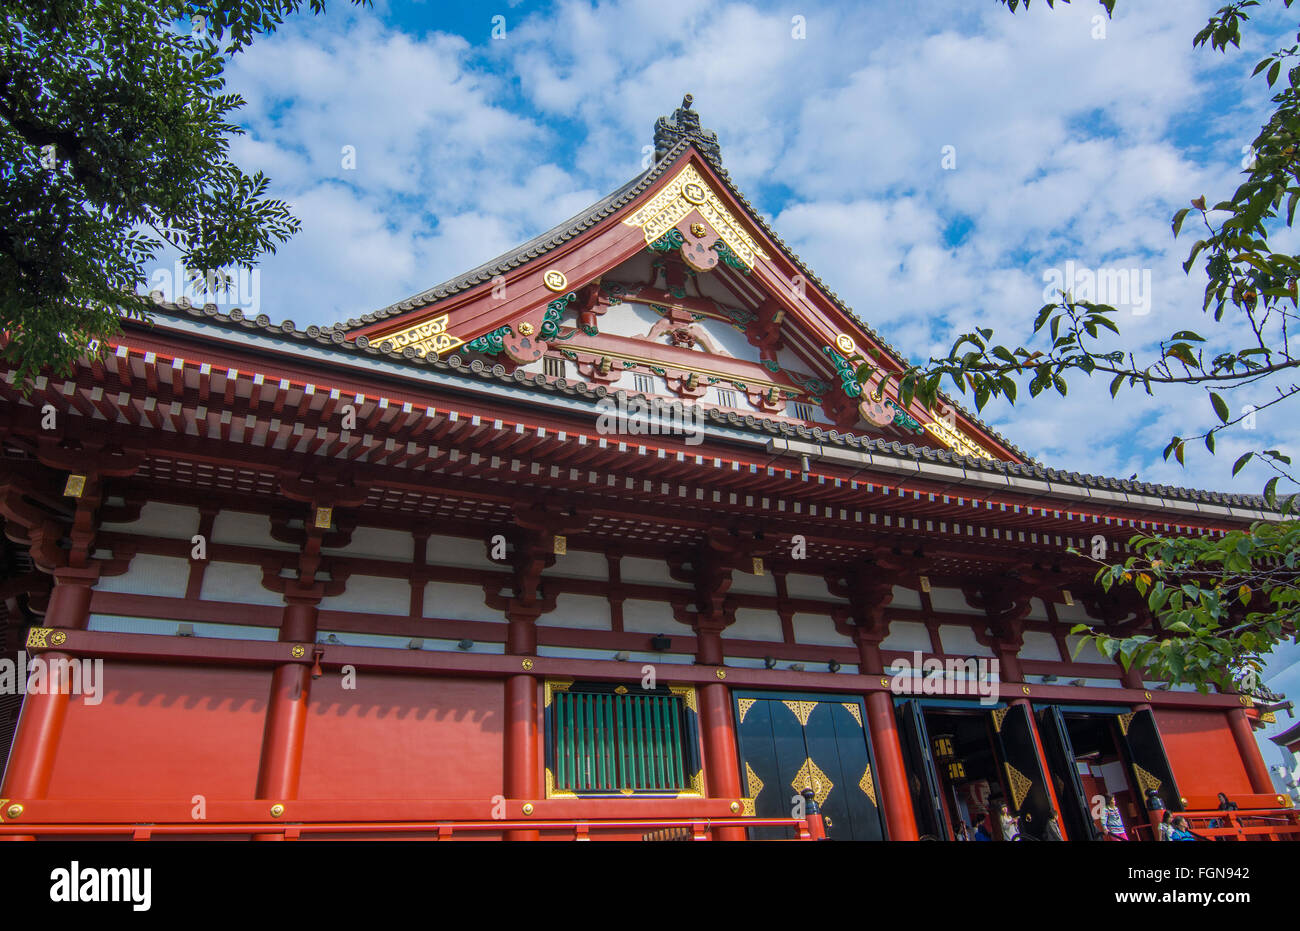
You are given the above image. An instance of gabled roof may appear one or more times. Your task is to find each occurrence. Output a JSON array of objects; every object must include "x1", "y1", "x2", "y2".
[
  {"x1": 128, "y1": 295, "x2": 1281, "y2": 525},
  {"x1": 337, "y1": 98, "x2": 1029, "y2": 464}
]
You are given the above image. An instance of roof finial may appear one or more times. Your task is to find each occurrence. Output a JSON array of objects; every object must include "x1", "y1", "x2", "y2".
[{"x1": 653, "y1": 94, "x2": 721, "y2": 167}]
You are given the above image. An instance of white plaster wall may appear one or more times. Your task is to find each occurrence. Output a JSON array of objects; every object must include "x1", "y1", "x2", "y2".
[
  {"x1": 556, "y1": 550, "x2": 609, "y2": 582},
  {"x1": 1019, "y1": 630, "x2": 1063, "y2": 661},
  {"x1": 95, "y1": 554, "x2": 189, "y2": 598},
  {"x1": 540, "y1": 593, "x2": 609, "y2": 630},
  {"x1": 315, "y1": 630, "x2": 504, "y2": 653},
  {"x1": 211, "y1": 510, "x2": 298, "y2": 551},
  {"x1": 322, "y1": 527, "x2": 413, "y2": 562},
  {"x1": 87, "y1": 614, "x2": 278, "y2": 640},
  {"x1": 599, "y1": 302, "x2": 660, "y2": 338},
  {"x1": 426, "y1": 533, "x2": 493, "y2": 570},
  {"x1": 620, "y1": 557, "x2": 690, "y2": 589},
  {"x1": 422, "y1": 581, "x2": 499, "y2": 622},
  {"x1": 1065, "y1": 634, "x2": 1108, "y2": 665},
  {"x1": 881, "y1": 620, "x2": 931, "y2": 652},
  {"x1": 723, "y1": 607, "x2": 784, "y2": 642},
  {"x1": 1054, "y1": 600, "x2": 1092, "y2": 622},
  {"x1": 199, "y1": 561, "x2": 285, "y2": 606},
  {"x1": 728, "y1": 570, "x2": 774, "y2": 596},
  {"x1": 317, "y1": 575, "x2": 409, "y2": 615},
  {"x1": 784, "y1": 572, "x2": 832, "y2": 599},
  {"x1": 621, "y1": 598, "x2": 680, "y2": 635},
  {"x1": 535, "y1": 645, "x2": 695, "y2": 665},
  {"x1": 928, "y1": 586, "x2": 969, "y2": 613},
  {"x1": 791, "y1": 612, "x2": 848, "y2": 646},
  {"x1": 101, "y1": 502, "x2": 200, "y2": 539},
  {"x1": 1025, "y1": 597, "x2": 1051, "y2": 621},
  {"x1": 892, "y1": 586, "x2": 922, "y2": 609},
  {"x1": 693, "y1": 316, "x2": 752, "y2": 360},
  {"x1": 937, "y1": 625, "x2": 996, "y2": 657}
]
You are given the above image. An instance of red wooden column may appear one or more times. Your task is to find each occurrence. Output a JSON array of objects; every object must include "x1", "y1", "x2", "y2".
[
  {"x1": 854, "y1": 632, "x2": 919, "y2": 841},
  {"x1": 1, "y1": 569, "x2": 97, "y2": 795},
  {"x1": 0, "y1": 567, "x2": 97, "y2": 840},
  {"x1": 253, "y1": 590, "x2": 319, "y2": 838},
  {"x1": 694, "y1": 620, "x2": 745, "y2": 841},
  {"x1": 1227, "y1": 706, "x2": 1276, "y2": 795},
  {"x1": 505, "y1": 609, "x2": 540, "y2": 841}
]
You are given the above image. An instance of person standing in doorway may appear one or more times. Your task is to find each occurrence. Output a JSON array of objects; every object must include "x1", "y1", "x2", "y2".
[
  {"x1": 998, "y1": 803, "x2": 1020, "y2": 841},
  {"x1": 1102, "y1": 795, "x2": 1128, "y2": 841}
]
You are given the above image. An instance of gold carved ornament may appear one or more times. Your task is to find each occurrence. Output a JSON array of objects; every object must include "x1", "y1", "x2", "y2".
[
  {"x1": 670, "y1": 684, "x2": 698, "y2": 713},
  {"x1": 26, "y1": 627, "x2": 52, "y2": 649},
  {"x1": 782, "y1": 700, "x2": 818, "y2": 727},
  {"x1": 372, "y1": 312, "x2": 464, "y2": 359},
  {"x1": 990, "y1": 708, "x2": 1009, "y2": 732},
  {"x1": 923, "y1": 419, "x2": 994, "y2": 461},
  {"x1": 745, "y1": 762, "x2": 764, "y2": 801},
  {"x1": 842, "y1": 703, "x2": 863, "y2": 729},
  {"x1": 622, "y1": 164, "x2": 769, "y2": 270},
  {"x1": 1004, "y1": 764, "x2": 1032, "y2": 811},
  {"x1": 1117, "y1": 712, "x2": 1135, "y2": 736},
  {"x1": 859, "y1": 766, "x2": 877, "y2": 806},
  {"x1": 791, "y1": 758, "x2": 833, "y2": 807},
  {"x1": 1131, "y1": 764, "x2": 1162, "y2": 795},
  {"x1": 737, "y1": 698, "x2": 756, "y2": 724}
]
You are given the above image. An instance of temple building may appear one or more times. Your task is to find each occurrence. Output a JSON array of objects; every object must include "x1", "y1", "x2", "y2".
[{"x1": 0, "y1": 97, "x2": 1294, "y2": 841}]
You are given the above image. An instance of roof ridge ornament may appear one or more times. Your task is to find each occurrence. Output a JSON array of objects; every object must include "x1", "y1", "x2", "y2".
[{"x1": 654, "y1": 94, "x2": 722, "y2": 166}]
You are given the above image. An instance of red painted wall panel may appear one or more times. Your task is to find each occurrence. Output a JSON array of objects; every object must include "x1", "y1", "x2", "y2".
[
  {"x1": 46, "y1": 661, "x2": 267, "y2": 798},
  {"x1": 299, "y1": 673, "x2": 504, "y2": 799},
  {"x1": 1154, "y1": 708, "x2": 1252, "y2": 798}
]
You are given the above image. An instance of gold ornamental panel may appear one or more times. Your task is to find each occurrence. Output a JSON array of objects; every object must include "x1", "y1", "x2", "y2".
[
  {"x1": 782, "y1": 700, "x2": 818, "y2": 726},
  {"x1": 623, "y1": 164, "x2": 769, "y2": 270},
  {"x1": 859, "y1": 765, "x2": 877, "y2": 806},
  {"x1": 842, "y1": 702, "x2": 863, "y2": 729},
  {"x1": 737, "y1": 698, "x2": 756, "y2": 724},
  {"x1": 1132, "y1": 763, "x2": 1162, "y2": 795},
  {"x1": 923, "y1": 418, "x2": 993, "y2": 460},
  {"x1": 373, "y1": 312, "x2": 464, "y2": 359},
  {"x1": 1004, "y1": 763, "x2": 1032, "y2": 811},
  {"x1": 791, "y1": 757, "x2": 832, "y2": 807}
]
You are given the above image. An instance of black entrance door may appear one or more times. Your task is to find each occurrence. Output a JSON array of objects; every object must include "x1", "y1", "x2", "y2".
[
  {"x1": 990, "y1": 704, "x2": 1056, "y2": 839},
  {"x1": 896, "y1": 699, "x2": 949, "y2": 840},
  {"x1": 1037, "y1": 705, "x2": 1099, "y2": 840},
  {"x1": 734, "y1": 695, "x2": 887, "y2": 840},
  {"x1": 1118, "y1": 708, "x2": 1182, "y2": 811}
]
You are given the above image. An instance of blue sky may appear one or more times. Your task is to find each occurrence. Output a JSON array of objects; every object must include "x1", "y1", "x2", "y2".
[{"x1": 163, "y1": 0, "x2": 1300, "y2": 768}]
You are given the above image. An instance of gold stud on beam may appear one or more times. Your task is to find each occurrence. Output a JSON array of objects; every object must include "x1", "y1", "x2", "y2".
[
  {"x1": 1061, "y1": 589, "x2": 1074, "y2": 606},
  {"x1": 554, "y1": 534, "x2": 567, "y2": 555},
  {"x1": 270, "y1": 803, "x2": 284, "y2": 818},
  {"x1": 918, "y1": 575, "x2": 931, "y2": 593},
  {"x1": 521, "y1": 803, "x2": 534, "y2": 816},
  {"x1": 63, "y1": 474, "x2": 86, "y2": 498},
  {"x1": 314, "y1": 506, "x2": 333, "y2": 529},
  {"x1": 752, "y1": 557, "x2": 764, "y2": 576}
]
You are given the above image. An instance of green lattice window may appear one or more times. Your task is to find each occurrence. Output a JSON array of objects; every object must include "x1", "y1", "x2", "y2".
[{"x1": 546, "y1": 683, "x2": 700, "y2": 796}]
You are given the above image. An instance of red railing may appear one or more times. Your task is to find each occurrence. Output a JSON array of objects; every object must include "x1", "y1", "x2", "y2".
[
  {"x1": 1141, "y1": 807, "x2": 1300, "y2": 841},
  {"x1": 0, "y1": 817, "x2": 813, "y2": 841}
]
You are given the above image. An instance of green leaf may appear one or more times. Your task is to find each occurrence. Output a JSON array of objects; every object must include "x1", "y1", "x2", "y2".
[{"x1": 1210, "y1": 392, "x2": 1229, "y2": 422}]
